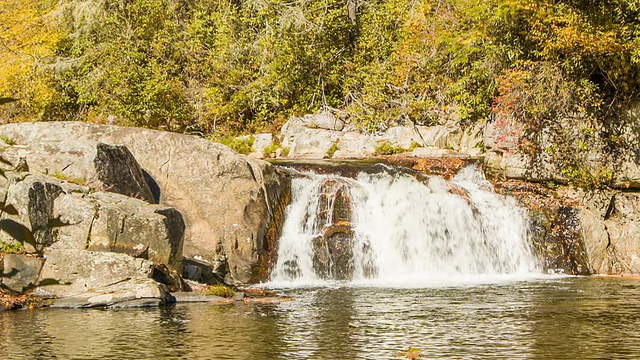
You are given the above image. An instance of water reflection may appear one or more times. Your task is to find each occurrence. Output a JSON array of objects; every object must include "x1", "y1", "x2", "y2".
[{"x1": 1, "y1": 277, "x2": 640, "y2": 359}]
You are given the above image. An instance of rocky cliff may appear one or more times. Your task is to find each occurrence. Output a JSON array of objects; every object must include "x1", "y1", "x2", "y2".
[{"x1": 0, "y1": 122, "x2": 292, "y2": 308}]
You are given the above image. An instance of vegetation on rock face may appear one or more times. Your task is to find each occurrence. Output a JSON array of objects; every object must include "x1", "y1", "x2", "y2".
[
  {"x1": 205, "y1": 283, "x2": 236, "y2": 298},
  {"x1": 1, "y1": 0, "x2": 640, "y2": 186}
]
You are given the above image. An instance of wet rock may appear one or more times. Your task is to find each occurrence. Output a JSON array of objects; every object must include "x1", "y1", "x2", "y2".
[
  {"x1": 0, "y1": 254, "x2": 45, "y2": 293},
  {"x1": 310, "y1": 178, "x2": 355, "y2": 280},
  {"x1": 494, "y1": 181, "x2": 591, "y2": 275},
  {"x1": 169, "y1": 292, "x2": 231, "y2": 303}
]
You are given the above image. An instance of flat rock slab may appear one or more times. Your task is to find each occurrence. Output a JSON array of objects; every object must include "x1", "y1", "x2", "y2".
[
  {"x1": 169, "y1": 292, "x2": 232, "y2": 304},
  {"x1": 48, "y1": 278, "x2": 170, "y2": 309}
]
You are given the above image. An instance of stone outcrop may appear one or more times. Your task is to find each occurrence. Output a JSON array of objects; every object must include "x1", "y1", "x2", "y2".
[
  {"x1": 574, "y1": 190, "x2": 640, "y2": 274},
  {"x1": 34, "y1": 248, "x2": 171, "y2": 308},
  {"x1": 0, "y1": 172, "x2": 184, "y2": 270},
  {"x1": 0, "y1": 254, "x2": 45, "y2": 293},
  {"x1": 0, "y1": 121, "x2": 290, "y2": 284},
  {"x1": 498, "y1": 182, "x2": 591, "y2": 275},
  {"x1": 1, "y1": 140, "x2": 154, "y2": 202},
  {"x1": 311, "y1": 178, "x2": 356, "y2": 280}
]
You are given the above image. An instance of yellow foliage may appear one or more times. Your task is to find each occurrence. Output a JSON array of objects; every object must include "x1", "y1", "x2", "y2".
[{"x1": 0, "y1": 0, "x2": 61, "y2": 117}]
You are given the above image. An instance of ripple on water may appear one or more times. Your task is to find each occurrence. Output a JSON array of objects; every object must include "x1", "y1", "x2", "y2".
[{"x1": 1, "y1": 277, "x2": 640, "y2": 359}]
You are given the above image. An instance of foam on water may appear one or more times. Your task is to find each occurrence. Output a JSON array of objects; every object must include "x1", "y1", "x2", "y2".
[{"x1": 269, "y1": 166, "x2": 541, "y2": 288}]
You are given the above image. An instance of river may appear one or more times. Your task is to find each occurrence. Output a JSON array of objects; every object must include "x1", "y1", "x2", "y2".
[{"x1": 2, "y1": 276, "x2": 640, "y2": 359}]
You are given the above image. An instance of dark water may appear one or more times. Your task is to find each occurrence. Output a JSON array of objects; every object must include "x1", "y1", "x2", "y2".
[{"x1": 1, "y1": 276, "x2": 640, "y2": 359}]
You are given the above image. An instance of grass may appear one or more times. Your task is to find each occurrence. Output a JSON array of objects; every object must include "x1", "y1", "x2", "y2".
[
  {"x1": 51, "y1": 172, "x2": 87, "y2": 185},
  {"x1": 326, "y1": 142, "x2": 339, "y2": 157},
  {"x1": 0, "y1": 241, "x2": 24, "y2": 254},
  {"x1": 0, "y1": 136, "x2": 16, "y2": 146},
  {"x1": 374, "y1": 141, "x2": 405, "y2": 156},
  {"x1": 205, "y1": 284, "x2": 236, "y2": 298},
  {"x1": 219, "y1": 136, "x2": 255, "y2": 155},
  {"x1": 263, "y1": 143, "x2": 279, "y2": 158}
]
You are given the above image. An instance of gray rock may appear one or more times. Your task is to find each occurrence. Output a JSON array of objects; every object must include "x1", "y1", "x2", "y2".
[
  {"x1": 252, "y1": 133, "x2": 274, "y2": 155},
  {"x1": 301, "y1": 111, "x2": 345, "y2": 131},
  {"x1": 79, "y1": 192, "x2": 185, "y2": 270},
  {"x1": 281, "y1": 117, "x2": 342, "y2": 159},
  {"x1": 169, "y1": 292, "x2": 231, "y2": 303},
  {"x1": 0, "y1": 122, "x2": 290, "y2": 284},
  {"x1": 49, "y1": 278, "x2": 170, "y2": 308},
  {"x1": 383, "y1": 126, "x2": 418, "y2": 149},
  {"x1": 0, "y1": 254, "x2": 45, "y2": 293},
  {"x1": 34, "y1": 248, "x2": 155, "y2": 298},
  {"x1": 333, "y1": 132, "x2": 376, "y2": 159},
  {"x1": 411, "y1": 147, "x2": 456, "y2": 158},
  {"x1": 1, "y1": 172, "x2": 184, "y2": 270},
  {"x1": 0, "y1": 140, "x2": 154, "y2": 202},
  {"x1": 4, "y1": 173, "x2": 70, "y2": 252}
]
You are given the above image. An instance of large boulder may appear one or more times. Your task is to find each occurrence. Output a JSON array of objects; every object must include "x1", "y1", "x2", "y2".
[
  {"x1": 494, "y1": 181, "x2": 591, "y2": 275},
  {"x1": 0, "y1": 122, "x2": 290, "y2": 283},
  {"x1": 0, "y1": 254, "x2": 45, "y2": 293},
  {"x1": 576, "y1": 190, "x2": 640, "y2": 274},
  {"x1": 0, "y1": 172, "x2": 184, "y2": 270},
  {"x1": 53, "y1": 191, "x2": 185, "y2": 270},
  {"x1": 34, "y1": 248, "x2": 171, "y2": 308},
  {"x1": 281, "y1": 117, "x2": 342, "y2": 159},
  {"x1": 0, "y1": 140, "x2": 154, "y2": 202}
]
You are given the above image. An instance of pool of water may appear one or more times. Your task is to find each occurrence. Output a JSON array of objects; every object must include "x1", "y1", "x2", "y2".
[{"x1": 1, "y1": 276, "x2": 640, "y2": 359}]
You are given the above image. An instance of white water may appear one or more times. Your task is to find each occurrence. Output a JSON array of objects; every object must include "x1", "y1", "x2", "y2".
[{"x1": 270, "y1": 166, "x2": 540, "y2": 287}]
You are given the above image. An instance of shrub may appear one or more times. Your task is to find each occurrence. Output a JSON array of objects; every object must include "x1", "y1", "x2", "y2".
[
  {"x1": 219, "y1": 136, "x2": 255, "y2": 155},
  {"x1": 262, "y1": 143, "x2": 279, "y2": 158},
  {"x1": 327, "y1": 142, "x2": 339, "y2": 158},
  {"x1": 205, "y1": 284, "x2": 236, "y2": 298},
  {"x1": 374, "y1": 141, "x2": 405, "y2": 156}
]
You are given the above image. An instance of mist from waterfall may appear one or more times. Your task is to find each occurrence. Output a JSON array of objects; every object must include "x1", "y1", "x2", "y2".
[{"x1": 269, "y1": 166, "x2": 540, "y2": 287}]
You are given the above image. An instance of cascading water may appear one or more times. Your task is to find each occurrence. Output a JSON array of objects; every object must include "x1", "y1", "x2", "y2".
[{"x1": 270, "y1": 165, "x2": 540, "y2": 286}]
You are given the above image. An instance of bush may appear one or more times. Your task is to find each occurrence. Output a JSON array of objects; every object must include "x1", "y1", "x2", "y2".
[
  {"x1": 219, "y1": 136, "x2": 255, "y2": 155},
  {"x1": 262, "y1": 143, "x2": 279, "y2": 158},
  {"x1": 205, "y1": 284, "x2": 236, "y2": 298},
  {"x1": 374, "y1": 141, "x2": 405, "y2": 156},
  {"x1": 326, "y1": 142, "x2": 339, "y2": 158}
]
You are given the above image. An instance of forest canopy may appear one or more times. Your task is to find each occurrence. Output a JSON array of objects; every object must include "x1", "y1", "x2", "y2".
[{"x1": 1, "y1": 0, "x2": 640, "y2": 141}]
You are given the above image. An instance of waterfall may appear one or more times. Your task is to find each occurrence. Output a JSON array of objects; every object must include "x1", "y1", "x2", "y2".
[{"x1": 270, "y1": 166, "x2": 539, "y2": 286}]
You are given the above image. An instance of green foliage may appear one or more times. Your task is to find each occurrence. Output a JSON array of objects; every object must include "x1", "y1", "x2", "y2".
[
  {"x1": 409, "y1": 141, "x2": 422, "y2": 151},
  {"x1": 219, "y1": 136, "x2": 255, "y2": 155},
  {"x1": 51, "y1": 171, "x2": 86, "y2": 185},
  {"x1": 262, "y1": 143, "x2": 279, "y2": 158},
  {"x1": 374, "y1": 141, "x2": 405, "y2": 156},
  {"x1": 205, "y1": 284, "x2": 236, "y2": 298},
  {"x1": 0, "y1": 136, "x2": 16, "y2": 146},
  {"x1": 0, "y1": 0, "x2": 639, "y2": 189},
  {"x1": 0, "y1": 241, "x2": 24, "y2": 255},
  {"x1": 327, "y1": 142, "x2": 339, "y2": 158},
  {"x1": 280, "y1": 147, "x2": 290, "y2": 157}
]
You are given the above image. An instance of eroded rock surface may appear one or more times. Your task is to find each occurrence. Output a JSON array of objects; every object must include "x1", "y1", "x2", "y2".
[
  {"x1": 0, "y1": 122, "x2": 290, "y2": 284},
  {"x1": 1, "y1": 140, "x2": 153, "y2": 202}
]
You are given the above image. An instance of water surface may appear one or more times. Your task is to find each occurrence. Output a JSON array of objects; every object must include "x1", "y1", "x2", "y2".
[{"x1": 2, "y1": 276, "x2": 640, "y2": 359}]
